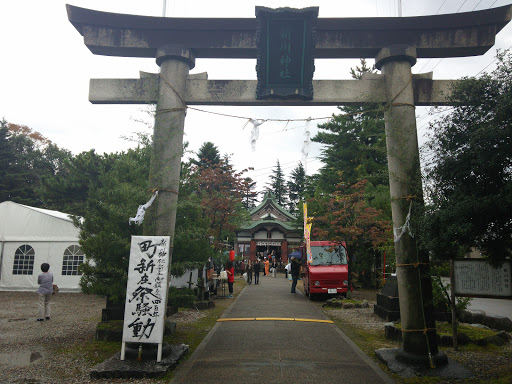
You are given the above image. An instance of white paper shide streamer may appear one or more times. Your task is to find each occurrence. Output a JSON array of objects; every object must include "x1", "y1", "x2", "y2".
[
  {"x1": 249, "y1": 119, "x2": 264, "y2": 152},
  {"x1": 301, "y1": 117, "x2": 312, "y2": 173},
  {"x1": 129, "y1": 191, "x2": 158, "y2": 225},
  {"x1": 393, "y1": 201, "x2": 413, "y2": 242}
]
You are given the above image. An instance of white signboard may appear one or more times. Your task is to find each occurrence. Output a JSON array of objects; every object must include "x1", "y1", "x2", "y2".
[
  {"x1": 454, "y1": 260, "x2": 511, "y2": 297},
  {"x1": 122, "y1": 236, "x2": 170, "y2": 346},
  {"x1": 256, "y1": 241, "x2": 281, "y2": 246}
]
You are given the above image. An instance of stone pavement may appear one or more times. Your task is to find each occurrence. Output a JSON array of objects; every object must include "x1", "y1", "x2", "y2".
[{"x1": 171, "y1": 275, "x2": 394, "y2": 384}]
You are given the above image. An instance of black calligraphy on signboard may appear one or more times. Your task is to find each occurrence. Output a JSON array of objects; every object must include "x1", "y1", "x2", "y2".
[
  {"x1": 454, "y1": 260, "x2": 511, "y2": 298},
  {"x1": 122, "y1": 236, "x2": 170, "y2": 343},
  {"x1": 255, "y1": 7, "x2": 318, "y2": 100}
]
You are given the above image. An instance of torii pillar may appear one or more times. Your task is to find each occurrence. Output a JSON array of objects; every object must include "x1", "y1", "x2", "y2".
[
  {"x1": 376, "y1": 45, "x2": 444, "y2": 366},
  {"x1": 143, "y1": 46, "x2": 195, "y2": 258}
]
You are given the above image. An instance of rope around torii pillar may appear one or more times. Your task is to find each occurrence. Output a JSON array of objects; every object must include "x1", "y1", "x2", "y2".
[{"x1": 376, "y1": 44, "x2": 446, "y2": 368}]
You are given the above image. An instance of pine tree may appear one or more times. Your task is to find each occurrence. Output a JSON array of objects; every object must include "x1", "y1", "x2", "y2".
[
  {"x1": 287, "y1": 162, "x2": 306, "y2": 215},
  {"x1": 39, "y1": 149, "x2": 114, "y2": 216},
  {"x1": 265, "y1": 160, "x2": 288, "y2": 206},
  {"x1": 312, "y1": 59, "x2": 388, "y2": 193},
  {"x1": 193, "y1": 141, "x2": 221, "y2": 168},
  {"x1": 241, "y1": 177, "x2": 258, "y2": 210}
]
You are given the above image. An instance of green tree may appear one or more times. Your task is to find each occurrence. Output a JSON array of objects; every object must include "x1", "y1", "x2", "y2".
[
  {"x1": 312, "y1": 59, "x2": 388, "y2": 196},
  {"x1": 287, "y1": 162, "x2": 306, "y2": 215},
  {"x1": 0, "y1": 119, "x2": 25, "y2": 203},
  {"x1": 77, "y1": 136, "x2": 222, "y2": 298},
  {"x1": 78, "y1": 143, "x2": 151, "y2": 302},
  {"x1": 420, "y1": 51, "x2": 512, "y2": 267},
  {"x1": 265, "y1": 160, "x2": 288, "y2": 206},
  {"x1": 241, "y1": 177, "x2": 258, "y2": 210},
  {"x1": 192, "y1": 141, "x2": 221, "y2": 168},
  {"x1": 39, "y1": 149, "x2": 112, "y2": 216}
]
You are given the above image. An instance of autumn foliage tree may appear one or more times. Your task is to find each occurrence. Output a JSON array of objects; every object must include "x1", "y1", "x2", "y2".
[
  {"x1": 311, "y1": 179, "x2": 392, "y2": 287},
  {"x1": 190, "y1": 158, "x2": 252, "y2": 251}
]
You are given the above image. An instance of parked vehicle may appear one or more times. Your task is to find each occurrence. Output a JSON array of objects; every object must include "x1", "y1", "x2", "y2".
[{"x1": 300, "y1": 241, "x2": 349, "y2": 299}]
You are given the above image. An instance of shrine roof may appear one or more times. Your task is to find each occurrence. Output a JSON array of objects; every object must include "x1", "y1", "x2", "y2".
[
  {"x1": 67, "y1": 4, "x2": 512, "y2": 59},
  {"x1": 249, "y1": 192, "x2": 296, "y2": 221},
  {"x1": 239, "y1": 219, "x2": 298, "y2": 232}
]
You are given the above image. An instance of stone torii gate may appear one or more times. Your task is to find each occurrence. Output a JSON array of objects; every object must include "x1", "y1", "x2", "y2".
[{"x1": 67, "y1": 4, "x2": 511, "y2": 370}]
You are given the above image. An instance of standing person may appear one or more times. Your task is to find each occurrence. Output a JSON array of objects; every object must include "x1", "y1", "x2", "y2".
[
  {"x1": 271, "y1": 259, "x2": 277, "y2": 277},
  {"x1": 247, "y1": 259, "x2": 253, "y2": 284},
  {"x1": 37, "y1": 263, "x2": 53, "y2": 321},
  {"x1": 290, "y1": 256, "x2": 301, "y2": 294},
  {"x1": 285, "y1": 261, "x2": 291, "y2": 279},
  {"x1": 264, "y1": 258, "x2": 270, "y2": 276},
  {"x1": 254, "y1": 259, "x2": 261, "y2": 284},
  {"x1": 225, "y1": 261, "x2": 235, "y2": 298}
]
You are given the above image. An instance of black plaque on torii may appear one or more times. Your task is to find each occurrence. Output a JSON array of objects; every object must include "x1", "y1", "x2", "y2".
[{"x1": 255, "y1": 7, "x2": 318, "y2": 100}]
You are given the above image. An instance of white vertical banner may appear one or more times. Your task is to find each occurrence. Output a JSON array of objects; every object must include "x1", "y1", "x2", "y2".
[{"x1": 122, "y1": 236, "x2": 170, "y2": 345}]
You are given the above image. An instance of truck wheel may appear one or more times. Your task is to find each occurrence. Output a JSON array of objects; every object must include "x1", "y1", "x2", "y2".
[
  {"x1": 309, "y1": 293, "x2": 316, "y2": 301},
  {"x1": 303, "y1": 282, "x2": 309, "y2": 297}
]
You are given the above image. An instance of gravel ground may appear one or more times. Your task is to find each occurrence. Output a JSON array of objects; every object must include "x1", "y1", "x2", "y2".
[
  {"x1": 0, "y1": 291, "x2": 106, "y2": 383},
  {"x1": 1, "y1": 288, "x2": 510, "y2": 383}
]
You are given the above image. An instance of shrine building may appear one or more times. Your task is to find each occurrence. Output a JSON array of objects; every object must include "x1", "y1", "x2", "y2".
[{"x1": 235, "y1": 193, "x2": 302, "y2": 262}]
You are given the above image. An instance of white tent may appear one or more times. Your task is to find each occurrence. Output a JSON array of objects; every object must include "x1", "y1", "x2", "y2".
[{"x1": 0, "y1": 201, "x2": 84, "y2": 292}]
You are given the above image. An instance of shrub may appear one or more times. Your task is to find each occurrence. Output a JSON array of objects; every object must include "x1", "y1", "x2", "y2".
[{"x1": 168, "y1": 286, "x2": 195, "y2": 308}]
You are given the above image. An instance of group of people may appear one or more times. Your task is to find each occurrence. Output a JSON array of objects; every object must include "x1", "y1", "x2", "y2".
[{"x1": 244, "y1": 255, "x2": 280, "y2": 285}]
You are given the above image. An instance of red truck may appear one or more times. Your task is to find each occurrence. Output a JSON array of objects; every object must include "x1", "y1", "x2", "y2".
[{"x1": 300, "y1": 241, "x2": 349, "y2": 299}]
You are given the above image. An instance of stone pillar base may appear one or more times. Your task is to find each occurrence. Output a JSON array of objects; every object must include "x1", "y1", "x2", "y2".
[
  {"x1": 375, "y1": 348, "x2": 471, "y2": 379},
  {"x1": 395, "y1": 348, "x2": 448, "y2": 367}
]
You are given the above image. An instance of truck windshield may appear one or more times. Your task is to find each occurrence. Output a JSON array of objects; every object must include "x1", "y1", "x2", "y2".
[{"x1": 310, "y1": 245, "x2": 347, "y2": 266}]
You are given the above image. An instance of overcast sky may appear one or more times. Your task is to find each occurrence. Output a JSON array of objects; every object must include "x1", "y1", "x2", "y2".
[{"x1": 1, "y1": 0, "x2": 511, "y2": 192}]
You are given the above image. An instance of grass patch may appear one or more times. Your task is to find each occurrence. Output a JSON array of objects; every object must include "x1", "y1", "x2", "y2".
[
  {"x1": 51, "y1": 339, "x2": 121, "y2": 382},
  {"x1": 95, "y1": 319, "x2": 123, "y2": 330},
  {"x1": 58, "y1": 340, "x2": 121, "y2": 365},
  {"x1": 330, "y1": 316, "x2": 398, "y2": 356},
  {"x1": 436, "y1": 322, "x2": 496, "y2": 339}
]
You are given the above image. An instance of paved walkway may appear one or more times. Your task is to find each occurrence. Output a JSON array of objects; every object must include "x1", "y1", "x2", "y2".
[{"x1": 171, "y1": 275, "x2": 394, "y2": 384}]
